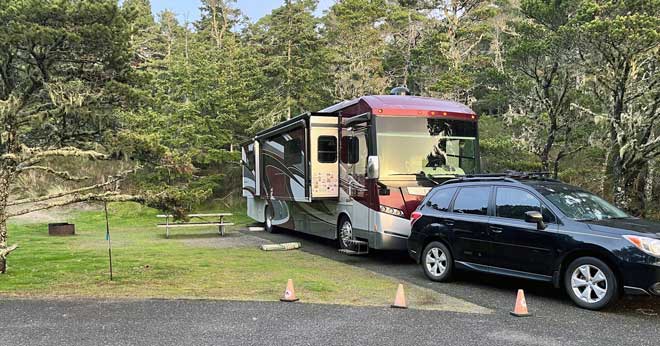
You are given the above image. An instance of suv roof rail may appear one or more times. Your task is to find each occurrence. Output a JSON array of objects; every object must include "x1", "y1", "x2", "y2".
[
  {"x1": 440, "y1": 176, "x2": 519, "y2": 185},
  {"x1": 439, "y1": 171, "x2": 559, "y2": 186}
]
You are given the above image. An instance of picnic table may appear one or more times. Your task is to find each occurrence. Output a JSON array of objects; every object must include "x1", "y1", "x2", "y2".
[{"x1": 156, "y1": 213, "x2": 234, "y2": 238}]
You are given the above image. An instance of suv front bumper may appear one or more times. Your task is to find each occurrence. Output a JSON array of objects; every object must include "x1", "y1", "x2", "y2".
[{"x1": 621, "y1": 259, "x2": 660, "y2": 296}]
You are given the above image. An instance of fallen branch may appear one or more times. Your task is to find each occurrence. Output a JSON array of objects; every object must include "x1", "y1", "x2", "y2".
[
  {"x1": 260, "y1": 242, "x2": 301, "y2": 251},
  {"x1": 0, "y1": 244, "x2": 18, "y2": 259}
]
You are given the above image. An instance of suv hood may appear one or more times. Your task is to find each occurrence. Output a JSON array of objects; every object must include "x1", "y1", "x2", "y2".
[{"x1": 585, "y1": 218, "x2": 660, "y2": 238}]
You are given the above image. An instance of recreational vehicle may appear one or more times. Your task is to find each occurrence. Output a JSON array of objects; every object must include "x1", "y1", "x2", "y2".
[{"x1": 241, "y1": 92, "x2": 479, "y2": 254}]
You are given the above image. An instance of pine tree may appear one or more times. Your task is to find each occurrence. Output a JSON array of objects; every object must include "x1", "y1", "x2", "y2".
[
  {"x1": 324, "y1": 0, "x2": 391, "y2": 100},
  {"x1": 248, "y1": 0, "x2": 328, "y2": 127}
]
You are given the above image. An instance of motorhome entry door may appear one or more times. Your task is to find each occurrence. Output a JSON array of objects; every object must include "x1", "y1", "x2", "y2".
[{"x1": 310, "y1": 116, "x2": 339, "y2": 199}]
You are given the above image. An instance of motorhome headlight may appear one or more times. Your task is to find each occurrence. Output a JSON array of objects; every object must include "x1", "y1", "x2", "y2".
[
  {"x1": 623, "y1": 235, "x2": 660, "y2": 258},
  {"x1": 380, "y1": 205, "x2": 405, "y2": 217}
]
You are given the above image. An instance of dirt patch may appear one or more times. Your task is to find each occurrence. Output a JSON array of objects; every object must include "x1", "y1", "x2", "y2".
[{"x1": 180, "y1": 230, "x2": 273, "y2": 249}]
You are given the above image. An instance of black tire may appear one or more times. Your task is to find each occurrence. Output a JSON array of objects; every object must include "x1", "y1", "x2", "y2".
[
  {"x1": 337, "y1": 217, "x2": 353, "y2": 250},
  {"x1": 421, "y1": 241, "x2": 453, "y2": 282},
  {"x1": 264, "y1": 205, "x2": 277, "y2": 233},
  {"x1": 564, "y1": 257, "x2": 618, "y2": 310}
]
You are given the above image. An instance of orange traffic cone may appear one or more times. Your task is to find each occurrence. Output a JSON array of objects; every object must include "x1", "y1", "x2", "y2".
[
  {"x1": 280, "y1": 279, "x2": 299, "y2": 302},
  {"x1": 510, "y1": 289, "x2": 531, "y2": 317},
  {"x1": 391, "y1": 283, "x2": 408, "y2": 309}
]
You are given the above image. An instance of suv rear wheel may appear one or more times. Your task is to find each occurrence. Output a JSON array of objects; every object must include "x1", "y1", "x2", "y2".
[
  {"x1": 564, "y1": 257, "x2": 618, "y2": 310},
  {"x1": 421, "y1": 241, "x2": 453, "y2": 282}
]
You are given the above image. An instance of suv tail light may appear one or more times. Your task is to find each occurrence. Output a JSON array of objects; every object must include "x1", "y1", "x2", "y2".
[{"x1": 410, "y1": 211, "x2": 423, "y2": 226}]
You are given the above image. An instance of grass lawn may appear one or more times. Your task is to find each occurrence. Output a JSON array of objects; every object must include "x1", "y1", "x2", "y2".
[{"x1": 0, "y1": 203, "x2": 486, "y2": 313}]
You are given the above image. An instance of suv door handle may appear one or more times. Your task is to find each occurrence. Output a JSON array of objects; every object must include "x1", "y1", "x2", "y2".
[
  {"x1": 489, "y1": 226, "x2": 503, "y2": 233},
  {"x1": 442, "y1": 219, "x2": 455, "y2": 226}
]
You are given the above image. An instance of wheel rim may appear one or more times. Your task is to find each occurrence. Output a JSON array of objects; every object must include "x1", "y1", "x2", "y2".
[
  {"x1": 266, "y1": 209, "x2": 272, "y2": 230},
  {"x1": 425, "y1": 247, "x2": 447, "y2": 277},
  {"x1": 571, "y1": 264, "x2": 608, "y2": 304},
  {"x1": 340, "y1": 221, "x2": 353, "y2": 248}
]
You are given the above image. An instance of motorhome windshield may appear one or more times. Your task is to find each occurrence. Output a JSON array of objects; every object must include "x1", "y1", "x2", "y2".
[{"x1": 376, "y1": 117, "x2": 478, "y2": 182}]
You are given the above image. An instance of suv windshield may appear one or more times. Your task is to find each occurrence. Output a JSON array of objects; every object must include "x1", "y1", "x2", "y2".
[
  {"x1": 376, "y1": 117, "x2": 478, "y2": 183},
  {"x1": 532, "y1": 184, "x2": 628, "y2": 221}
]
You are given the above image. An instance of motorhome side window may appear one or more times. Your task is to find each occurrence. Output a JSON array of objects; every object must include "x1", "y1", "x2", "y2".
[
  {"x1": 340, "y1": 136, "x2": 359, "y2": 164},
  {"x1": 280, "y1": 128, "x2": 304, "y2": 166},
  {"x1": 318, "y1": 136, "x2": 337, "y2": 163},
  {"x1": 284, "y1": 138, "x2": 303, "y2": 165},
  {"x1": 263, "y1": 126, "x2": 305, "y2": 168}
]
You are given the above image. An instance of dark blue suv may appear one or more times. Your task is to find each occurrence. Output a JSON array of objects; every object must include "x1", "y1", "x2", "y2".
[{"x1": 407, "y1": 176, "x2": 660, "y2": 310}]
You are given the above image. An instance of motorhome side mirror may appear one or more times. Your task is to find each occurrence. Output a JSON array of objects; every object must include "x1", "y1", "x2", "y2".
[
  {"x1": 367, "y1": 156, "x2": 379, "y2": 179},
  {"x1": 525, "y1": 211, "x2": 546, "y2": 230}
]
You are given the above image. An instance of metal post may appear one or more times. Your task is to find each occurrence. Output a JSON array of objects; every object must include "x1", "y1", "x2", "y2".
[
  {"x1": 166, "y1": 215, "x2": 170, "y2": 239},
  {"x1": 104, "y1": 201, "x2": 113, "y2": 281},
  {"x1": 219, "y1": 215, "x2": 225, "y2": 236}
]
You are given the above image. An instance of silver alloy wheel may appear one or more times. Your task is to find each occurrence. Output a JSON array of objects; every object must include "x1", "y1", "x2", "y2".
[
  {"x1": 571, "y1": 264, "x2": 608, "y2": 304},
  {"x1": 339, "y1": 220, "x2": 353, "y2": 248},
  {"x1": 425, "y1": 247, "x2": 448, "y2": 277}
]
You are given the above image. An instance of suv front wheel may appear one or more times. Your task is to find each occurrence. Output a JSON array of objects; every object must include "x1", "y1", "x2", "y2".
[
  {"x1": 564, "y1": 257, "x2": 618, "y2": 310},
  {"x1": 421, "y1": 241, "x2": 453, "y2": 282}
]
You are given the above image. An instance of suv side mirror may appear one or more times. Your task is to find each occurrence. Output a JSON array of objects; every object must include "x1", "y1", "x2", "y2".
[{"x1": 525, "y1": 211, "x2": 546, "y2": 230}]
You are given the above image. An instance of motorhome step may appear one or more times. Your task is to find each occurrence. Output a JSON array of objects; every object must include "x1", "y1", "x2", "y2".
[
  {"x1": 338, "y1": 249, "x2": 369, "y2": 256},
  {"x1": 344, "y1": 239, "x2": 368, "y2": 246}
]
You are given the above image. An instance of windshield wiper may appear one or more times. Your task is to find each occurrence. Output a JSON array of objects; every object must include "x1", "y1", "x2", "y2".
[
  {"x1": 575, "y1": 216, "x2": 630, "y2": 222},
  {"x1": 391, "y1": 172, "x2": 438, "y2": 185}
]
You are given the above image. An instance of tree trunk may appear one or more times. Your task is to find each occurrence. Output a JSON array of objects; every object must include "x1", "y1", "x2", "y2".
[
  {"x1": 0, "y1": 168, "x2": 12, "y2": 274},
  {"x1": 553, "y1": 157, "x2": 560, "y2": 179},
  {"x1": 635, "y1": 165, "x2": 648, "y2": 217},
  {"x1": 611, "y1": 159, "x2": 634, "y2": 211},
  {"x1": 0, "y1": 222, "x2": 8, "y2": 274},
  {"x1": 646, "y1": 159, "x2": 657, "y2": 210}
]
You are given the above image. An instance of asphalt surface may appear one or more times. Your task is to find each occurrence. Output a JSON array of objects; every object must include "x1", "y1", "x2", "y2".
[
  {"x1": 246, "y1": 228, "x2": 660, "y2": 343},
  {"x1": 0, "y1": 295, "x2": 657, "y2": 346},
  {"x1": 1, "y1": 228, "x2": 658, "y2": 346}
]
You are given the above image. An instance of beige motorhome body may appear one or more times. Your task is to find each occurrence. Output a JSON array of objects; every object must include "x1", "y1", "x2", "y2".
[{"x1": 241, "y1": 95, "x2": 480, "y2": 252}]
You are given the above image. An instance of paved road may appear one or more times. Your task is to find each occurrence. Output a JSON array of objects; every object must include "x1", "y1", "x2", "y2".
[
  {"x1": 0, "y1": 296, "x2": 657, "y2": 346},
  {"x1": 246, "y1": 228, "x2": 660, "y2": 342}
]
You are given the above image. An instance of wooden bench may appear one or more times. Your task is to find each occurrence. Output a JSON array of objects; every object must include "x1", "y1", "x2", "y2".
[{"x1": 156, "y1": 213, "x2": 234, "y2": 238}]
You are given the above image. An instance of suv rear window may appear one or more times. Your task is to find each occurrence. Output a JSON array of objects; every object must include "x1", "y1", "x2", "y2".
[
  {"x1": 452, "y1": 186, "x2": 490, "y2": 216},
  {"x1": 428, "y1": 187, "x2": 456, "y2": 212}
]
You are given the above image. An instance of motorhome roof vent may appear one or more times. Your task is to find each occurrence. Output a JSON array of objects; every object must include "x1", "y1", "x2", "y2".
[{"x1": 390, "y1": 86, "x2": 411, "y2": 96}]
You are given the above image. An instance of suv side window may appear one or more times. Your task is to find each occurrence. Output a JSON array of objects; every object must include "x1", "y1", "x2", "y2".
[
  {"x1": 452, "y1": 186, "x2": 490, "y2": 216},
  {"x1": 428, "y1": 187, "x2": 457, "y2": 212},
  {"x1": 495, "y1": 187, "x2": 556, "y2": 223}
]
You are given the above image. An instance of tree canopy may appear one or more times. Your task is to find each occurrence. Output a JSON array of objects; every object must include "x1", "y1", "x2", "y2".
[{"x1": 1, "y1": 0, "x2": 659, "y2": 273}]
